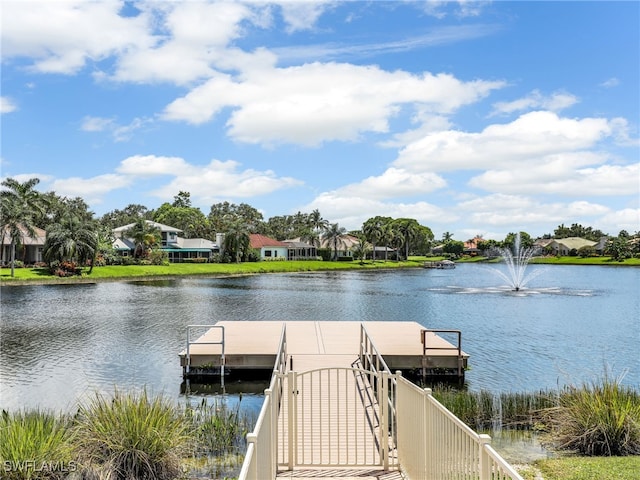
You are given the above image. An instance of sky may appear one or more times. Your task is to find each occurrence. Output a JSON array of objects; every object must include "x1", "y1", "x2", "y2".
[{"x1": 1, "y1": 0, "x2": 639, "y2": 241}]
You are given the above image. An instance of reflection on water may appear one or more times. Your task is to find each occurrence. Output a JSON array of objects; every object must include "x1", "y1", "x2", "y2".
[{"x1": 1, "y1": 265, "x2": 638, "y2": 415}]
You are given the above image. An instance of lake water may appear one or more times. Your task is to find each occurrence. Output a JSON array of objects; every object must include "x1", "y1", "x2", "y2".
[{"x1": 1, "y1": 264, "x2": 638, "y2": 414}]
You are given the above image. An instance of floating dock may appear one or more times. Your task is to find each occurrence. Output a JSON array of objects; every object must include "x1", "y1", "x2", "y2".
[{"x1": 179, "y1": 321, "x2": 468, "y2": 382}]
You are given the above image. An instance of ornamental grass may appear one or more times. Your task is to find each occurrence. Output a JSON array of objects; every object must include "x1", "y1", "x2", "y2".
[
  {"x1": 0, "y1": 409, "x2": 74, "y2": 480},
  {"x1": 72, "y1": 389, "x2": 193, "y2": 480},
  {"x1": 542, "y1": 375, "x2": 640, "y2": 456}
]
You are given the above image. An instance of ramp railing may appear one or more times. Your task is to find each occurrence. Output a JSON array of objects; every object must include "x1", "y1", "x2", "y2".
[
  {"x1": 239, "y1": 324, "x2": 286, "y2": 480},
  {"x1": 396, "y1": 373, "x2": 523, "y2": 480}
]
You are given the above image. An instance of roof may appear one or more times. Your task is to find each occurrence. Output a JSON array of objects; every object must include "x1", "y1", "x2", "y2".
[
  {"x1": 250, "y1": 234, "x2": 289, "y2": 248},
  {"x1": 177, "y1": 237, "x2": 217, "y2": 249},
  {"x1": 283, "y1": 239, "x2": 315, "y2": 248},
  {"x1": 113, "y1": 220, "x2": 182, "y2": 234},
  {"x1": 318, "y1": 234, "x2": 360, "y2": 249},
  {"x1": 1, "y1": 225, "x2": 46, "y2": 246},
  {"x1": 551, "y1": 237, "x2": 597, "y2": 250}
]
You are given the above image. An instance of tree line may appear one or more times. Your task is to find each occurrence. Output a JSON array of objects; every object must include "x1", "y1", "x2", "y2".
[
  {"x1": 2, "y1": 177, "x2": 638, "y2": 276},
  {"x1": 0, "y1": 177, "x2": 438, "y2": 274}
]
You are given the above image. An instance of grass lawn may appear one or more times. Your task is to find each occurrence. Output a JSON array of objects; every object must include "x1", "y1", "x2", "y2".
[
  {"x1": 0, "y1": 258, "x2": 428, "y2": 284},
  {"x1": 520, "y1": 456, "x2": 640, "y2": 480}
]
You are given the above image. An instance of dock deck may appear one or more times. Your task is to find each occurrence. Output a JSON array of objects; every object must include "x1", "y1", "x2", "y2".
[{"x1": 179, "y1": 320, "x2": 468, "y2": 380}]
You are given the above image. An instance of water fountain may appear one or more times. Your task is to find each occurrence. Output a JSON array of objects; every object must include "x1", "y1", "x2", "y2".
[{"x1": 490, "y1": 232, "x2": 544, "y2": 291}]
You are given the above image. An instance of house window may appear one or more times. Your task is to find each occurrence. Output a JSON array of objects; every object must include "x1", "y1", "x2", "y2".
[{"x1": 265, "y1": 250, "x2": 272, "y2": 257}]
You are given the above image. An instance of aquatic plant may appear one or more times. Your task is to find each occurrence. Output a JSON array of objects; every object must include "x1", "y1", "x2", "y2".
[
  {"x1": 432, "y1": 387, "x2": 556, "y2": 431},
  {"x1": 185, "y1": 397, "x2": 252, "y2": 456},
  {"x1": 542, "y1": 374, "x2": 640, "y2": 456},
  {"x1": 72, "y1": 389, "x2": 192, "y2": 480},
  {"x1": 0, "y1": 409, "x2": 73, "y2": 480}
]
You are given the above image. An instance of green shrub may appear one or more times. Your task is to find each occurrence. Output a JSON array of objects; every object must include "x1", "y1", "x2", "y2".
[
  {"x1": 0, "y1": 409, "x2": 74, "y2": 480},
  {"x1": 543, "y1": 375, "x2": 640, "y2": 456},
  {"x1": 72, "y1": 389, "x2": 193, "y2": 479}
]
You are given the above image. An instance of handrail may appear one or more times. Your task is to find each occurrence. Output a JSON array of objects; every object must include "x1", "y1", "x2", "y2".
[
  {"x1": 273, "y1": 323, "x2": 288, "y2": 375},
  {"x1": 359, "y1": 323, "x2": 397, "y2": 469},
  {"x1": 238, "y1": 324, "x2": 287, "y2": 480},
  {"x1": 186, "y1": 324, "x2": 225, "y2": 389},
  {"x1": 395, "y1": 374, "x2": 523, "y2": 480},
  {"x1": 420, "y1": 328, "x2": 464, "y2": 378}
]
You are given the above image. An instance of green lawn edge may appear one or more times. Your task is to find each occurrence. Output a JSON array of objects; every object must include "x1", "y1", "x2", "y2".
[
  {"x1": 2, "y1": 255, "x2": 638, "y2": 285},
  {"x1": 0, "y1": 258, "x2": 428, "y2": 285},
  {"x1": 518, "y1": 456, "x2": 640, "y2": 480}
]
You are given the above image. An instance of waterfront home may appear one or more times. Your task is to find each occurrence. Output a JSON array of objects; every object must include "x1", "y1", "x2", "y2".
[
  {"x1": 1, "y1": 225, "x2": 46, "y2": 265},
  {"x1": 249, "y1": 234, "x2": 289, "y2": 260},
  {"x1": 282, "y1": 238, "x2": 318, "y2": 260},
  {"x1": 112, "y1": 220, "x2": 218, "y2": 262}
]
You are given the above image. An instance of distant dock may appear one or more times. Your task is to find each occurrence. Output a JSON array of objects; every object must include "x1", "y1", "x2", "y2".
[
  {"x1": 423, "y1": 260, "x2": 456, "y2": 269},
  {"x1": 179, "y1": 321, "x2": 468, "y2": 382}
]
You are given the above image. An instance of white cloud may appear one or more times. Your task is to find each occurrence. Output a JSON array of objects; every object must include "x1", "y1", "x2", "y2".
[
  {"x1": 163, "y1": 62, "x2": 504, "y2": 146},
  {"x1": 1, "y1": 96, "x2": 18, "y2": 113},
  {"x1": 394, "y1": 111, "x2": 613, "y2": 173},
  {"x1": 597, "y1": 208, "x2": 640, "y2": 235},
  {"x1": 455, "y1": 194, "x2": 611, "y2": 232},
  {"x1": 81, "y1": 116, "x2": 152, "y2": 142},
  {"x1": 277, "y1": 0, "x2": 333, "y2": 33},
  {"x1": 116, "y1": 154, "x2": 302, "y2": 203},
  {"x1": 117, "y1": 155, "x2": 190, "y2": 177},
  {"x1": 109, "y1": 1, "x2": 262, "y2": 85},
  {"x1": 470, "y1": 158, "x2": 639, "y2": 196},
  {"x1": 81, "y1": 116, "x2": 115, "y2": 132},
  {"x1": 333, "y1": 168, "x2": 447, "y2": 200},
  {"x1": 489, "y1": 90, "x2": 579, "y2": 117},
  {"x1": 50, "y1": 174, "x2": 132, "y2": 199},
  {"x1": 600, "y1": 77, "x2": 620, "y2": 88},
  {"x1": 148, "y1": 159, "x2": 303, "y2": 202},
  {"x1": 1, "y1": 0, "x2": 152, "y2": 74},
  {"x1": 301, "y1": 191, "x2": 452, "y2": 231}
]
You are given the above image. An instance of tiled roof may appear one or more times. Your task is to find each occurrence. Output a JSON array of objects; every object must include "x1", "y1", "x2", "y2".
[{"x1": 250, "y1": 234, "x2": 288, "y2": 248}]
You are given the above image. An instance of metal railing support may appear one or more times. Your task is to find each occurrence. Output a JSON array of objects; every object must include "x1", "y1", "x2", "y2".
[
  {"x1": 479, "y1": 434, "x2": 492, "y2": 480},
  {"x1": 185, "y1": 324, "x2": 225, "y2": 389}
]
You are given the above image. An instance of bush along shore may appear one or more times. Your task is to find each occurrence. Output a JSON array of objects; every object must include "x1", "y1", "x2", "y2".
[
  {"x1": 2, "y1": 376, "x2": 638, "y2": 479},
  {"x1": 433, "y1": 375, "x2": 640, "y2": 457},
  {"x1": 433, "y1": 375, "x2": 640, "y2": 480},
  {"x1": 0, "y1": 389, "x2": 254, "y2": 480}
]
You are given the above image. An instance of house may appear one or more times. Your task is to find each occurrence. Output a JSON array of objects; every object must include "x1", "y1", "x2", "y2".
[
  {"x1": 318, "y1": 234, "x2": 360, "y2": 258},
  {"x1": 112, "y1": 220, "x2": 218, "y2": 262},
  {"x1": 547, "y1": 237, "x2": 597, "y2": 256},
  {"x1": 282, "y1": 239, "x2": 318, "y2": 260},
  {"x1": 250, "y1": 234, "x2": 289, "y2": 260},
  {"x1": 1, "y1": 225, "x2": 46, "y2": 265},
  {"x1": 463, "y1": 236, "x2": 484, "y2": 256}
]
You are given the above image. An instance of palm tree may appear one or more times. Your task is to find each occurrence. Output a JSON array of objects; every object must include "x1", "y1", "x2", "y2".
[
  {"x1": 126, "y1": 220, "x2": 161, "y2": 259},
  {"x1": 43, "y1": 216, "x2": 98, "y2": 272},
  {"x1": 224, "y1": 220, "x2": 250, "y2": 263},
  {"x1": 322, "y1": 223, "x2": 347, "y2": 261},
  {"x1": 352, "y1": 237, "x2": 371, "y2": 265},
  {"x1": 393, "y1": 218, "x2": 421, "y2": 260},
  {"x1": 309, "y1": 209, "x2": 329, "y2": 233},
  {"x1": 442, "y1": 231, "x2": 454, "y2": 242},
  {"x1": 363, "y1": 216, "x2": 392, "y2": 262},
  {"x1": 0, "y1": 177, "x2": 46, "y2": 277}
]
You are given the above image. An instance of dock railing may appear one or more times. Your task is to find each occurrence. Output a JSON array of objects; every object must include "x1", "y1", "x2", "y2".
[
  {"x1": 421, "y1": 328, "x2": 464, "y2": 380},
  {"x1": 238, "y1": 324, "x2": 287, "y2": 480},
  {"x1": 396, "y1": 373, "x2": 523, "y2": 480},
  {"x1": 185, "y1": 324, "x2": 225, "y2": 388}
]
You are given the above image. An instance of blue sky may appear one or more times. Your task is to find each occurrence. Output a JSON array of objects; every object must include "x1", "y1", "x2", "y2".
[{"x1": 1, "y1": 0, "x2": 638, "y2": 240}]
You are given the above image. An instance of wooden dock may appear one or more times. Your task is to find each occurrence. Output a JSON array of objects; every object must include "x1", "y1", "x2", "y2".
[{"x1": 179, "y1": 321, "x2": 468, "y2": 381}]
